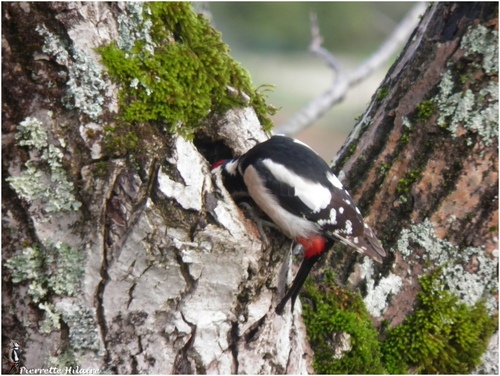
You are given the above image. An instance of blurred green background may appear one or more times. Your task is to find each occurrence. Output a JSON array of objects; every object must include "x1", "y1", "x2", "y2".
[{"x1": 200, "y1": 2, "x2": 416, "y2": 161}]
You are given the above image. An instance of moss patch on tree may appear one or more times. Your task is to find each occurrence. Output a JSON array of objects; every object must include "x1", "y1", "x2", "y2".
[
  {"x1": 302, "y1": 271, "x2": 386, "y2": 374},
  {"x1": 416, "y1": 100, "x2": 436, "y2": 121},
  {"x1": 98, "y1": 2, "x2": 276, "y2": 155},
  {"x1": 302, "y1": 269, "x2": 497, "y2": 374},
  {"x1": 381, "y1": 270, "x2": 497, "y2": 374}
]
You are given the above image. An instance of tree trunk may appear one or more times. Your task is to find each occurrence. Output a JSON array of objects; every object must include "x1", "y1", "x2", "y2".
[
  {"x1": 2, "y1": 3, "x2": 309, "y2": 374},
  {"x1": 2, "y1": 2, "x2": 497, "y2": 375},
  {"x1": 321, "y1": 2, "x2": 497, "y2": 372}
]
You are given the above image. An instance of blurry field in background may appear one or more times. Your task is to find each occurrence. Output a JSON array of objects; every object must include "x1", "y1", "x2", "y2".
[{"x1": 207, "y1": 2, "x2": 415, "y2": 161}]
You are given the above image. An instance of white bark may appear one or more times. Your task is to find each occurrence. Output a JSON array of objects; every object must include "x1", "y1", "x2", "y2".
[{"x1": 2, "y1": 3, "x2": 311, "y2": 374}]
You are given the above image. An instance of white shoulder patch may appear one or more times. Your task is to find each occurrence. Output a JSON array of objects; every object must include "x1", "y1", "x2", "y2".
[
  {"x1": 262, "y1": 159, "x2": 332, "y2": 213},
  {"x1": 327, "y1": 172, "x2": 344, "y2": 189}
]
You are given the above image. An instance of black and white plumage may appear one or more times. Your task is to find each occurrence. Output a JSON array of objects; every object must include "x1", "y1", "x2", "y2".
[{"x1": 212, "y1": 135, "x2": 385, "y2": 314}]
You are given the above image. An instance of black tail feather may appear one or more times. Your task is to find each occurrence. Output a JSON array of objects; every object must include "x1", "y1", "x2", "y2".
[{"x1": 275, "y1": 254, "x2": 322, "y2": 315}]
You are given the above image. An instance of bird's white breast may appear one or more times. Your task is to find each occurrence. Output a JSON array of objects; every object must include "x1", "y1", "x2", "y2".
[{"x1": 243, "y1": 165, "x2": 319, "y2": 239}]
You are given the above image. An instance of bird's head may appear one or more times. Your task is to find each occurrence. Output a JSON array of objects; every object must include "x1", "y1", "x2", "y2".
[{"x1": 211, "y1": 159, "x2": 230, "y2": 171}]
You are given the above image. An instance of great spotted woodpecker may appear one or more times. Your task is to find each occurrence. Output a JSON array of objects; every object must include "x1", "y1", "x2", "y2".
[{"x1": 212, "y1": 135, "x2": 385, "y2": 314}]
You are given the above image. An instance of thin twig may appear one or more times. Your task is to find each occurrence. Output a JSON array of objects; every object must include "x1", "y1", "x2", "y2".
[
  {"x1": 276, "y1": 2, "x2": 427, "y2": 136},
  {"x1": 309, "y1": 11, "x2": 344, "y2": 98},
  {"x1": 309, "y1": 12, "x2": 342, "y2": 74}
]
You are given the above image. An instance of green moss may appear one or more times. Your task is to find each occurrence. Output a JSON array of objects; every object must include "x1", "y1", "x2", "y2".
[
  {"x1": 93, "y1": 160, "x2": 110, "y2": 178},
  {"x1": 378, "y1": 163, "x2": 391, "y2": 176},
  {"x1": 348, "y1": 143, "x2": 357, "y2": 155},
  {"x1": 302, "y1": 271, "x2": 387, "y2": 374},
  {"x1": 302, "y1": 269, "x2": 496, "y2": 375},
  {"x1": 335, "y1": 141, "x2": 359, "y2": 171},
  {"x1": 102, "y1": 122, "x2": 141, "y2": 155},
  {"x1": 98, "y1": 2, "x2": 276, "y2": 154},
  {"x1": 396, "y1": 169, "x2": 422, "y2": 194},
  {"x1": 416, "y1": 100, "x2": 436, "y2": 120},
  {"x1": 399, "y1": 133, "x2": 410, "y2": 145},
  {"x1": 376, "y1": 87, "x2": 390, "y2": 101},
  {"x1": 381, "y1": 270, "x2": 497, "y2": 374}
]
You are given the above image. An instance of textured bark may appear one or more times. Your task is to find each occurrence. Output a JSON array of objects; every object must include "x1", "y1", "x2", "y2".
[
  {"x1": 2, "y1": 2, "x2": 498, "y2": 374},
  {"x1": 2, "y1": 3, "x2": 311, "y2": 374},
  {"x1": 325, "y1": 0, "x2": 497, "y2": 354}
]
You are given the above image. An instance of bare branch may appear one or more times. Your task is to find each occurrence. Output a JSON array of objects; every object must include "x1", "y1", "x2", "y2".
[
  {"x1": 276, "y1": 2, "x2": 427, "y2": 136},
  {"x1": 309, "y1": 12, "x2": 342, "y2": 74},
  {"x1": 309, "y1": 12, "x2": 323, "y2": 49}
]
